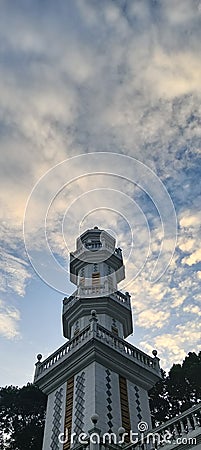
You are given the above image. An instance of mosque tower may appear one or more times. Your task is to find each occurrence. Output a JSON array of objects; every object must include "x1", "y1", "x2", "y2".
[{"x1": 34, "y1": 227, "x2": 161, "y2": 450}]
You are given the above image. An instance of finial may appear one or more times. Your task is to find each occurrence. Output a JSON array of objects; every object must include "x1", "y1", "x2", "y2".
[
  {"x1": 152, "y1": 349, "x2": 157, "y2": 357},
  {"x1": 91, "y1": 309, "x2": 97, "y2": 317},
  {"x1": 94, "y1": 226, "x2": 98, "y2": 229},
  {"x1": 37, "y1": 354, "x2": 42, "y2": 362},
  {"x1": 91, "y1": 413, "x2": 99, "y2": 425}
]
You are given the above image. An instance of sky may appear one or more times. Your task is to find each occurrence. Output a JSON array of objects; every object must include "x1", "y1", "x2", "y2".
[{"x1": 0, "y1": 0, "x2": 201, "y2": 387}]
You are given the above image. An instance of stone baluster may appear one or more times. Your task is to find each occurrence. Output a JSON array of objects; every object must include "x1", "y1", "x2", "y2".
[
  {"x1": 186, "y1": 416, "x2": 193, "y2": 433},
  {"x1": 179, "y1": 418, "x2": 185, "y2": 435},
  {"x1": 192, "y1": 412, "x2": 200, "y2": 429},
  {"x1": 172, "y1": 424, "x2": 179, "y2": 441}
]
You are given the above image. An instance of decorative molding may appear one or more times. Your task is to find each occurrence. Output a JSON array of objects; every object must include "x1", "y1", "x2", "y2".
[
  {"x1": 106, "y1": 369, "x2": 113, "y2": 432},
  {"x1": 74, "y1": 372, "x2": 85, "y2": 439},
  {"x1": 50, "y1": 387, "x2": 63, "y2": 450},
  {"x1": 134, "y1": 385, "x2": 142, "y2": 421}
]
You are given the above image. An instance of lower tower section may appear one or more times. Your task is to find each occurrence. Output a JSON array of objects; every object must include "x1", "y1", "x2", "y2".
[
  {"x1": 34, "y1": 228, "x2": 161, "y2": 449},
  {"x1": 35, "y1": 311, "x2": 161, "y2": 450}
]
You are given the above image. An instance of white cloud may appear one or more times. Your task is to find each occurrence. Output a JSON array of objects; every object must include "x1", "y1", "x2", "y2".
[
  {"x1": 141, "y1": 320, "x2": 201, "y2": 371},
  {"x1": 0, "y1": 223, "x2": 32, "y2": 296},
  {"x1": 0, "y1": 299, "x2": 21, "y2": 339},
  {"x1": 179, "y1": 212, "x2": 201, "y2": 229},
  {"x1": 0, "y1": 0, "x2": 200, "y2": 373},
  {"x1": 183, "y1": 304, "x2": 201, "y2": 316},
  {"x1": 136, "y1": 309, "x2": 170, "y2": 329},
  {"x1": 145, "y1": 49, "x2": 201, "y2": 99},
  {"x1": 178, "y1": 239, "x2": 195, "y2": 253},
  {"x1": 182, "y1": 248, "x2": 201, "y2": 266}
]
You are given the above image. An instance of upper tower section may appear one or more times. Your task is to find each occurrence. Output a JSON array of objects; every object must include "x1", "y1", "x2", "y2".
[
  {"x1": 70, "y1": 226, "x2": 125, "y2": 291},
  {"x1": 63, "y1": 227, "x2": 133, "y2": 340}
]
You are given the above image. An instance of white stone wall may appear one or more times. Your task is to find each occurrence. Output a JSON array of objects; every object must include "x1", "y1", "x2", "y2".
[
  {"x1": 71, "y1": 363, "x2": 96, "y2": 437},
  {"x1": 78, "y1": 262, "x2": 117, "y2": 291},
  {"x1": 71, "y1": 362, "x2": 122, "y2": 438},
  {"x1": 127, "y1": 381, "x2": 152, "y2": 434},
  {"x1": 42, "y1": 382, "x2": 67, "y2": 450},
  {"x1": 71, "y1": 314, "x2": 124, "y2": 338}
]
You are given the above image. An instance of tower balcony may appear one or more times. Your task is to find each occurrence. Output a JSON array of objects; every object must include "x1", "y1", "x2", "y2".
[
  {"x1": 64, "y1": 288, "x2": 131, "y2": 309},
  {"x1": 34, "y1": 317, "x2": 161, "y2": 394},
  {"x1": 62, "y1": 289, "x2": 133, "y2": 339}
]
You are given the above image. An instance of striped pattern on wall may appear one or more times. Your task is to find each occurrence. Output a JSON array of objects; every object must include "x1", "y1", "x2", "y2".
[
  {"x1": 63, "y1": 376, "x2": 74, "y2": 450},
  {"x1": 119, "y1": 375, "x2": 131, "y2": 441}
]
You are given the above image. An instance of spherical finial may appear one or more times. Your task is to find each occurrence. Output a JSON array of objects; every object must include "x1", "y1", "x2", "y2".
[
  {"x1": 37, "y1": 354, "x2": 42, "y2": 362},
  {"x1": 118, "y1": 427, "x2": 125, "y2": 436},
  {"x1": 91, "y1": 309, "x2": 97, "y2": 317},
  {"x1": 152, "y1": 349, "x2": 157, "y2": 357},
  {"x1": 94, "y1": 226, "x2": 98, "y2": 229},
  {"x1": 91, "y1": 413, "x2": 99, "y2": 425}
]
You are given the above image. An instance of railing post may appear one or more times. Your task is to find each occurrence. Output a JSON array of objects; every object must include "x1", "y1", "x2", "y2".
[
  {"x1": 125, "y1": 291, "x2": 131, "y2": 305},
  {"x1": 89, "y1": 310, "x2": 98, "y2": 334},
  {"x1": 152, "y1": 350, "x2": 160, "y2": 372},
  {"x1": 88, "y1": 414, "x2": 101, "y2": 450},
  {"x1": 34, "y1": 354, "x2": 42, "y2": 379}
]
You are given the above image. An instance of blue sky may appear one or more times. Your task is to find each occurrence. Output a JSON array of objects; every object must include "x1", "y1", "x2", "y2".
[{"x1": 0, "y1": 0, "x2": 201, "y2": 386}]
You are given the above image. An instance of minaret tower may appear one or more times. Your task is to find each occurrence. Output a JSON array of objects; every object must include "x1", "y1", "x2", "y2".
[{"x1": 34, "y1": 227, "x2": 161, "y2": 450}]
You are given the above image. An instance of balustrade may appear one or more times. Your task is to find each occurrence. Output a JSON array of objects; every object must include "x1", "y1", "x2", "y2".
[
  {"x1": 147, "y1": 403, "x2": 201, "y2": 449},
  {"x1": 35, "y1": 322, "x2": 159, "y2": 381},
  {"x1": 64, "y1": 289, "x2": 131, "y2": 309}
]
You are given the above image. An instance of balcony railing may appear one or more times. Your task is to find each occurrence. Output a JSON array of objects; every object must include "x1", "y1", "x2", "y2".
[
  {"x1": 34, "y1": 321, "x2": 159, "y2": 381},
  {"x1": 63, "y1": 289, "x2": 131, "y2": 309},
  {"x1": 148, "y1": 402, "x2": 201, "y2": 449},
  {"x1": 34, "y1": 325, "x2": 91, "y2": 379},
  {"x1": 62, "y1": 403, "x2": 201, "y2": 450},
  {"x1": 96, "y1": 324, "x2": 159, "y2": 371},
  {"x1": 123, "y1": 402, "x2": 201, "y2": 450}
]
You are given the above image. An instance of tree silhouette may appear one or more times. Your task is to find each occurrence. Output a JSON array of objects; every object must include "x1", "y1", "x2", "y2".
[
  {"x1": 0, "y1": 352, "x2": 200, "y2": 448},
  {"x1": 149, "y1": 351, "x2": 201, "y2": 426},
  {"x1": 0, "y1": 383, "x2": 46, "y2": 450}
]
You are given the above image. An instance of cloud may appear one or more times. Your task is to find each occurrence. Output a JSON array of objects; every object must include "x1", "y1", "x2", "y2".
[
  {"x1": 141, "y1": 320, "x2": 201, "y2": 371},
  {"x1": 182, "y1": 248, "x2": 201, "y2": 266},
  {"x1": 0, "y1": 223, "x2": 32, "y2": 297},
  {"x1": 0, "y1": 0, "x2": 200, "y2": 367},
  {"x1": 0, "y1": 299, "x2": 21, "y2": 339},
  {"x1": 179, "y1": 212, "x2": 201, "y2": 229},
  {"x1": 136, "y1": 309, "x2": 170, "y2": 330},
  {"x1": 144, "y1": 48, "x2": 201, "y2": 99},
  {"x1": 183, "y1": 304, "x2": 201, "y2": 316}
]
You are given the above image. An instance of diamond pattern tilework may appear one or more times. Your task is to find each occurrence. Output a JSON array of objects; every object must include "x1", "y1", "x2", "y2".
[
  {"x1": 50, "y1": 387, "x2": 63, "y2": 450},
  {"x1": 134, "y1": 385, "x2": 142, "y2": 421},
  {"x1": 105, "y1": 369, "x2": 113, "y2": 432},
  {"x1": 74, "y1": 372, "x2": 85, "y2": 438}
]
